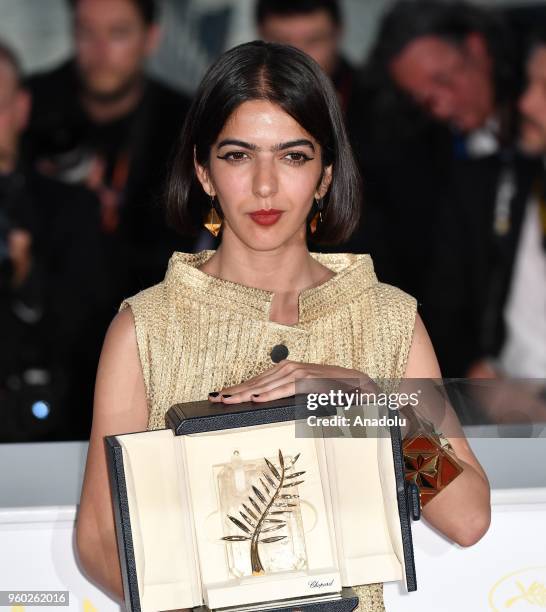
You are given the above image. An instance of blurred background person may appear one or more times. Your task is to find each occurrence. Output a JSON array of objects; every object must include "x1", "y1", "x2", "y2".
[
  {"x1": 372, "y1": 0, "x2": 518, "y2": 157},
  {"x1": 365, "y1": 0, "x2": 522, "y2": 377},
  {"x1": 24, "y1": 0, "x2": 193, "y2": 314},
  {"x1": 424, "y1": 26, "x2": 546, "y2": 383},
  {"x1": 255, "y1": 0, "x2": 365, "y2": 124},
  {"x1": 0, "y1": 40, "x2": 105, "y2": 441},
  {"x1": 368, "y1": 0, "x2": 544, "y2": 383},
  {"x1": 468, "y1": 29, "x2": 546, "y2": 421}
]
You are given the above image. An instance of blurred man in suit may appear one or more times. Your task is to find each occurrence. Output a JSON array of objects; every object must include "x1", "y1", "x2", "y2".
[
  {"x1": 25, "y1": 0, "x2": 193, "y2": 307},
  {"x1": 0, "y1": 41, "x2": 106, "y2": 441},
  {"x1": 367, "y1": 1, "x2": 528, "y2": 379},
  {"x1": 422, "y1": 28, "x2": 546, "y2": 388}
]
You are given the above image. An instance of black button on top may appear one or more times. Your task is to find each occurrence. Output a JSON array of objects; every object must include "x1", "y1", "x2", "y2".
[{"x1": 270, "y1": 343, "x2": 289, "y2": 363}]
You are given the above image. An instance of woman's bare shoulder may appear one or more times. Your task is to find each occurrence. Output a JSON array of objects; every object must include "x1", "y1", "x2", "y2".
[
  {"x1": 404, "y1": 311, "x2": 441, "y2": 378},
  {"x1": 102, "y1": 307, "x2": 139, "y2": 361},
  {"x1": 94, "y1": 306, "x2": 148, "y2": 426}
]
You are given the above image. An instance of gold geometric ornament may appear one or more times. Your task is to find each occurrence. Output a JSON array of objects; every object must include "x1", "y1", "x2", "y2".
[
  {"x1": 204, "y1": 197, "x2": 222, "y2": 237},
  {"x1": 309, "y1": 198, "x2": 323, "y2": 234}
]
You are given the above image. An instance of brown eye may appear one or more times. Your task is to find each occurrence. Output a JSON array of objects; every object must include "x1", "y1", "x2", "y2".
[
  {"x1": 284, "y1": 152, "x2": 312, "y2": 165},
  {"x1": 217, "y1": 151, "x2": 249, "y2": 162}
]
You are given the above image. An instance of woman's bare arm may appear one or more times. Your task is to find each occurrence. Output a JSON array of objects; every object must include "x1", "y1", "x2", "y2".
[
  {"x1": 75, "y1": 307, "x2": 149, "y2": 602},
  {"x1": 404, "y1": 313, "x2": 491, "y2": 547}
]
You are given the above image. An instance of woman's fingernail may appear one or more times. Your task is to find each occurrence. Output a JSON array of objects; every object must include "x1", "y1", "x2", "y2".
[
  {"x1": 209, "y1": 392, "x2": 220, "y2": 397},
  {"x1": 221, "y1": 394, "x2": 232, "y2": 398}
]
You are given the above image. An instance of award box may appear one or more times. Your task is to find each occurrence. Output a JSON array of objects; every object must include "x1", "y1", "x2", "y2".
[{"x1": 104, "y1": 395, "x2": 420, "y2": 612}]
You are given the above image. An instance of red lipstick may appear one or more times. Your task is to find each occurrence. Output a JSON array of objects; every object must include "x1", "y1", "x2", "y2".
[{"x1": 248, "y1": 209, "x2": 283, "y2": 226}]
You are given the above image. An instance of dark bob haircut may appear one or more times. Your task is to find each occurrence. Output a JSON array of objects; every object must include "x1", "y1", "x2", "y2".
[
  {"x1": 166, "y1": 40, "x2": 362, "y2": 245},
  {"x1": 67, "y1": 0, "x2": 158, "y2": 25}
]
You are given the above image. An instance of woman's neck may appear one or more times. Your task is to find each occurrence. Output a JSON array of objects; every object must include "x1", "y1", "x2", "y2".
[
  {"x1": 197, "y1": 237, "x2": 335, "y2": 326},
  {"x1": 200, "y1": 243, "x2": 331, "y2": 293}
]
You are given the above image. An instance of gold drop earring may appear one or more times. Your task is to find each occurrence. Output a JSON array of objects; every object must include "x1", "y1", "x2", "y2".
[
  {"x1": 310, "y1": 197, "x2": 323, "y2": 234},
  {"x1": 204, "y1": 195, "x2": 222, "y2": 237}
]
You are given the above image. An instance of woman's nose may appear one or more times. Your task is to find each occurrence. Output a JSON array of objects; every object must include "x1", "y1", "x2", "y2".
[{"x1": 252, "y1": 158, "x2": 278, "y2": 201}]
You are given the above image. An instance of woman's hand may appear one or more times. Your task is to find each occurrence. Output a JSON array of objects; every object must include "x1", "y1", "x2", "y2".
[{"x1": 208, "y1": 359, "x2": 376, "y2": 403}]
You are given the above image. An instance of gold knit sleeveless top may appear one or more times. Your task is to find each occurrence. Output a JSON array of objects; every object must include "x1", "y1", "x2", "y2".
[{"x1": 118, "y1": 249, "x2": 417, "y2": 612}]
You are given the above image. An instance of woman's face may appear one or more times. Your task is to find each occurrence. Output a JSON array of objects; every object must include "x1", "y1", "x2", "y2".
[{"x1": 195, "y1": 99, "x2": 332, "y2": 251}]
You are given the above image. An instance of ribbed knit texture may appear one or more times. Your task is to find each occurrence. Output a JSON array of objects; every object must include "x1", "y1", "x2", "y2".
[{"x1": 119, "y1": 249, "x2": 417, "y2": 612}]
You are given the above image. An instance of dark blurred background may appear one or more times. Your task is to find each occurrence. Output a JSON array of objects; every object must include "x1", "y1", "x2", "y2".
[{"x1": 0, "y1": 0, "x2": 544, "y2": 443}]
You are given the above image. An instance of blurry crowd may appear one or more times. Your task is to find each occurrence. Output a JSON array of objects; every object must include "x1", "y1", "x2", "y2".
[{"x1": 1, "y1": 0, "x2": 545, "y2": 442}]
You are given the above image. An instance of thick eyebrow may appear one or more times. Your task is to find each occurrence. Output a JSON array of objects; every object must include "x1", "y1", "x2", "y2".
[
  {"x1": 275, "y1": 139, "x2": 315, "y2": 152},
  {"x1": 216, "y1": 138, "x2": 315, "y2": 152}
]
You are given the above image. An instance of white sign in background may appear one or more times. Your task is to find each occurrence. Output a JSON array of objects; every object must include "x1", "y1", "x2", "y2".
[
  {"x1": 0, "y1": 488, "x2": 545, "y2": 612},
  {"x1": 384, "y1": 488, "x2": 546, "y2": 611},
  {"x1": 0, "y1": 506, "x2": 120, "y2": 612}
]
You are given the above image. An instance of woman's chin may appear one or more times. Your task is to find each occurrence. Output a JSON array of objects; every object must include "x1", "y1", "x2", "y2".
[
  {"x1": 247, "y1": 236, "x2": 290, "y2": 251},
  {"x1": 226, "y1": 218, "x2": 307, "y2": 251},
  {"x1": 238, "y1": 231, "x2": 299, "y2": 252}
]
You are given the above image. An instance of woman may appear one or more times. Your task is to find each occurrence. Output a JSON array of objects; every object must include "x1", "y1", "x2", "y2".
[{"x1": 76, "y1": 41, "x2": 491, "y2": 610}]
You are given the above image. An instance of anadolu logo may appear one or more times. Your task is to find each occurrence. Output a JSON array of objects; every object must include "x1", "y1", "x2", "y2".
[{"x1": 489, "y1": 566, "x2": 546, "y2": 610}]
